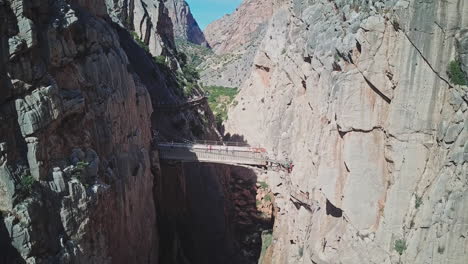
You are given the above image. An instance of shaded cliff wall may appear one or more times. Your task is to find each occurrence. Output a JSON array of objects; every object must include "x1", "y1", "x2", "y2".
[
  {"x1": 155, "y1": 163, "x2": 239, "y2": 264},
  {"x1": 0, "y1": 0, "x2": 160, "y2": 262},
  {"x1": 225, "y1": 0, "x2": 468, "y2": 263},
  {"x1": 165, "y1": 0, "x2": 208, "y2": 46},
  {"x1": 109, "y1": 2, "x2": 251, "y2": 264}
]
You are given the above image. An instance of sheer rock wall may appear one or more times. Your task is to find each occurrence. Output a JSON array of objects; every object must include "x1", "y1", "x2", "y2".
[
  {"x1": 165, "y1": 0, "x2": 208, "y2": 46},
  {"x1": 0, "y1": 0, "x2": 158, "y2": 263},
  {"x1": 225, "y1": 0, "x2": 468, "y2": 263},
  {"x1": 199, "y1": 0, "x2": 275, "y2": 88}
]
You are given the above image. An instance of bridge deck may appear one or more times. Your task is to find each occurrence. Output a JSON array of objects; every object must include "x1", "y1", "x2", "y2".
[{"x1": 157, "y1": 142, "x2": 274, "y2": 166}]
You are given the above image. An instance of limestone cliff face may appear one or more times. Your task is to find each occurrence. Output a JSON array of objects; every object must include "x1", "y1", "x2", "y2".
[
  {"x1": 106, "y1": 0, "x2": 176, "y2": 57},
  {"x1": 0, "y1": 0, "x2": 158, "y2": 263},
  {"x1": 225, "y1": 0, "x2": 468, "y2": 263},
  {"x1": 204, "y1": 0, "x2": 274, "y2": 55},
  {"x1": 165, "y1": 0, "x2": 208, "y2": 46},
  {"x1": 199, "y1": 0, "x2": 274, "y2": 88}
]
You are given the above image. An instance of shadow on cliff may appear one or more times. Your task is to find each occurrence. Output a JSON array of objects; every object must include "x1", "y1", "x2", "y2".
[
  {"x1": 155, "y1": 161, "x2": 238, "y2": 264},
  {"x1": 0, "y1": 215, "x2": 25, "y2": 264},
  {"x1": 155, "y1": 159, "x2": 273, "y2": 264},
  {"x1": 222, "y1": 133, "x2": 248, "y2": 145},
  {"x1": 113, "y1": 23, "x2": 180, "y2": 104}
]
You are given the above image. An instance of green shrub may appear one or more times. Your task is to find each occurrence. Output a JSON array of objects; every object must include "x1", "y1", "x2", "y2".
[
  {"x1": 258, "y1": 181, "x2": 269, "y2": 189},
  {"x1": 264, "y1": 194, "x2": 272, "y2": 202},
  {"x1": 174, "y1": 38, "x2": 213, "y2": 67},
  {"x1": 394, "y1": 239, "x2": 407, "y2": 255},
  {"x1": 260, "y1": 230, "x2": 273, "y2": 260},
  {"x1": 415, "y1": 195, "x2": 423, "y2": 209},
  {"x1": 72, "y1": 161, "x2": 89, "y2": 179},
  {"x1": 177, "y1": 52, "x2": 188, "y2": 66},
  {"x1": 164, "y1": 50, "x2": 202, "y2": 98},
  {"x1": 16, "y1": 174, "x2": 35, "y2": 199},
  {"x1": 203, "y1": 85, "x2": 238, "y2": 127},
  {"x1": 76, "y1": 161, "x2": 89, "y2": 170},
  {"x1": 154, "y1": 55, "x2": 166, "y2": 66},
  {"x1": 437, "y1": 245, "x2": 445, "y2": 254},
  {"x1": 183, "y1": 83, "x2": 195, "y2": 97},
  {"x1": 448, "y1": 60, "x2": 467, "y2": 85},
  {"x1": 256, "y1": 200, "x2": 261, "y2": 206},
  {"x1": 215, "y1": 114, "x2": 224, "y2": 129},
  {"x1": 182, "y1": 64, "x2": 200, "y2": 83},
  {"x1": 130, "y1": 31, "x2": 149, "y2": 53}
]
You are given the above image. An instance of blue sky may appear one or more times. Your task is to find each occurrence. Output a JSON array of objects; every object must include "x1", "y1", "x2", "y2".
[{"x1": 186, "y1": 0, "x2": 242, "y2": 30}]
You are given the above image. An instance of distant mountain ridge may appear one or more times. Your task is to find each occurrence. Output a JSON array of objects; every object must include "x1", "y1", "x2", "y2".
[{"x1": 197, "y1": 0, "x2": 275, "y2": 88}]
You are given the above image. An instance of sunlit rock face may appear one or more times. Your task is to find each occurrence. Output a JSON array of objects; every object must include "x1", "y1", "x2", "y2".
[
  {"x1": 199, "y1": 0, "x2": 275, "y2": 88},
  {"x1": 204, "y1": 0, "x2": 274, "y2": 55},
  {"x1": 224, "y1": 0, "x2": 468, "y2": 263},
  {"x1": 106, "y1": 0, "x2": 177, "y2": 57}
]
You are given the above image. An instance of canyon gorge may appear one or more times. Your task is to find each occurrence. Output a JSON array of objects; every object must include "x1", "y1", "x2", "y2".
[{"x1": 1, "y1": 0, "x2": 467, "y2": 264}]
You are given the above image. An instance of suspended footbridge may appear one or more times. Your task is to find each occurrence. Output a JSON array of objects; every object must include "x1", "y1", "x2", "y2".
[{"x1": 156, "y1": 140, "x2": 291, "y2": 171}]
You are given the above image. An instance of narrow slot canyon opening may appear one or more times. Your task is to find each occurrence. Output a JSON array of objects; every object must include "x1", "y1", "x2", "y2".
[{"x1": 154, "y1": 161, "x2": 275, "y2": 264}]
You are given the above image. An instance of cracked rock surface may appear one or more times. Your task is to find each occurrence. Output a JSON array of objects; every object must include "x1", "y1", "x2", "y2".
[
  {"x1": 0, "y1": 0, "x2": 160, "y2": 263},
  {"x1": 224, "y1": 0, "x2": 468, "y2": 263}
]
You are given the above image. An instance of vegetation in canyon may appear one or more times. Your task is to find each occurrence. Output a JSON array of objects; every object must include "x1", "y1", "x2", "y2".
[
  {"x1": 448, "y1": 60, "x2": 468, "y2": 85},
  {"x1": 204, "y1": 85, "x2": 239, "y2": 127},
  {"x1": 16, "y1": 174, "x2": 35, "y2": 200},
  {"x1": 175, "y1": 38, "x2": 213, "y2": 67},
  {"x1": 394, "y1": 239, "x2": 407, "y2": 255},
  {"x1": 259, "y1": 230, "x2": 273, "y2": 262}
]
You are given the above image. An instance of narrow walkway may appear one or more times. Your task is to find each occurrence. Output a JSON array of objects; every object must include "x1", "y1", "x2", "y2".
[
  {"x1": 157, "y1": 141, "x2": 290, "y2": 170},
  {"x1": 155, "y1": 96, "x2": 207, "y2": 112}
]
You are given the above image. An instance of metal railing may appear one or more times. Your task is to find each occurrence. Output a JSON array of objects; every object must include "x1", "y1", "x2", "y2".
[
  {"x1": 156, "y1": 141, "x2": 290, "y2": 169},
  {"x1": 157, "y1": 142, "x2": 267, "y2": 165},
  {"x1": 192, "y1": 140, "x2": 250, "y2": 147}
]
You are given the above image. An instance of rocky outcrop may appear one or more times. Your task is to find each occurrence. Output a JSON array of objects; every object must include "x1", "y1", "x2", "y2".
[
  {"x1": 106, "y1": 0, "x2": 176, "y2": 57},
  {"x1": 225, "y1": 0, "x2": 468, "y2": 263},
  {"x1": 199, "y1": 0, "x2": 275, "y2": 88},
  {"x1": 204, "y1": 0, "x2": 274, "y2": 55},
  {"x1": 0, "y1": 0, "x2": 159, "y2": 263},
  {"x1": 165, "y1": 0, "x2": 208, "y2": 46}
]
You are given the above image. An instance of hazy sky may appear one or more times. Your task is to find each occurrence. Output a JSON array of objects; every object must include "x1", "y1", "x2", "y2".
[{"x1": 186, "y1": 0, "x2": 242, "y2": 30}]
